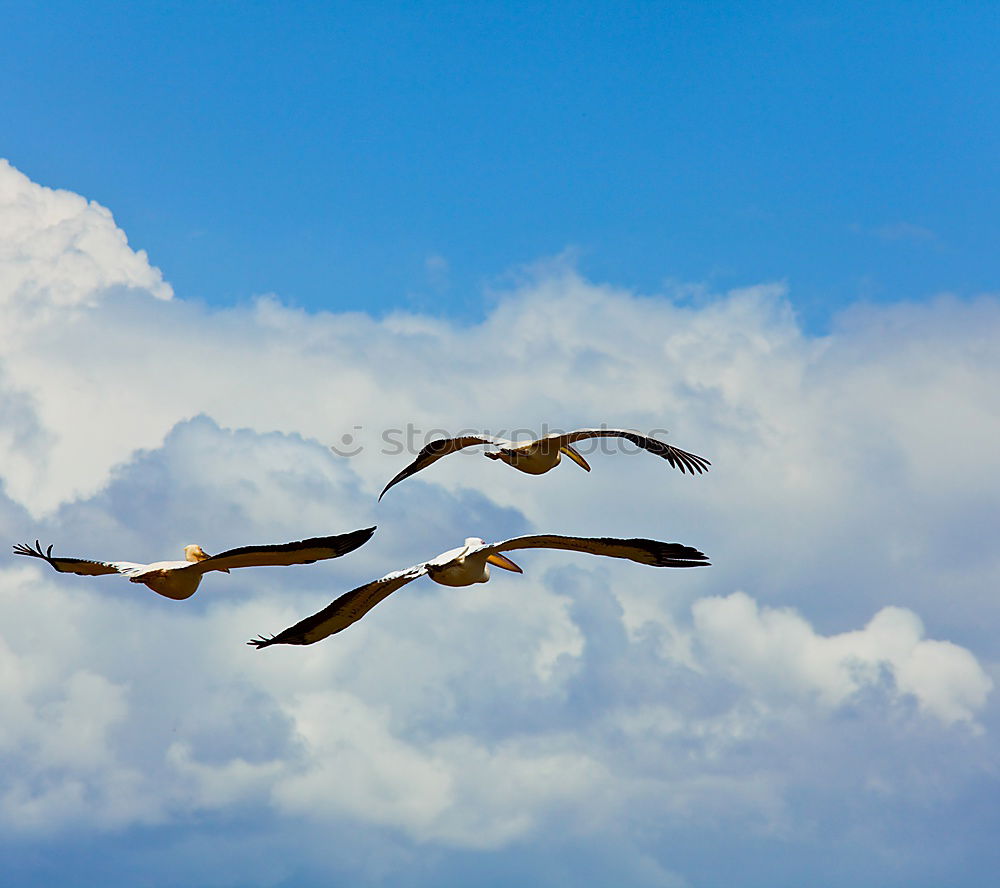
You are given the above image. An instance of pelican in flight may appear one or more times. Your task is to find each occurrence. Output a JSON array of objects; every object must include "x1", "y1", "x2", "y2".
[
  {"x1": 12, "y1": 527, "x2": 376, "y2": 601},
  {"x1": 249, "y1": 533, "x2": 709, "y2": 648},
  {"x1": 378, "y1": 428, "x2": 710, "y2": 499}
]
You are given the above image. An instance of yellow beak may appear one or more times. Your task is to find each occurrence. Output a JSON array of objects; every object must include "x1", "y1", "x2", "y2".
[
  {"x1": 486, "y1": 552, "x2": 523, "y2": 573},
  {"x1": 560, "y1": 444, "x2": 591, "y2": 471}
]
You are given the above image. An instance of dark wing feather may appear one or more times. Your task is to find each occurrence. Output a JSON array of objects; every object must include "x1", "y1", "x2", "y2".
[
  {"x1": 248, "y1": 564, "x2": 428, "y2": 648},
  {"x1": 202, "y1": 527, "x2": 376, "y2": 572},
  {"x1": 484, "y1": 534, "x2": 710, "y2": 567},
  {"x1": 556, "y1": 429, "x2": 711, "y2": 474},
  {"x1": 12, "y1": 540, "x2": 127, "y2": 576},
  {"x1": 378, "y1": 435, "x2": 505, "y2": 500}
]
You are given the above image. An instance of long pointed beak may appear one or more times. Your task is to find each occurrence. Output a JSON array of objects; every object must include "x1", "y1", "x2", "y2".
[
  {"x1": 560, "y1": 444, "x2": 591, "y2": 472},
  {"x1": 486, "y1": 552, "x2": 523, "y2": 573}
]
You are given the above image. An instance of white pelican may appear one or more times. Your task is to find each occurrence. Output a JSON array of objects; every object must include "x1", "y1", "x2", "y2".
[
  {"x1": 249, "y1": 533, "x2": 709, "y2": 647},
  {"x1": 12, "y1": 527, "x2": 376, "y2": 601},
  {"x1": 378, "y1": 429, "x2": 710, "y2": 499}
]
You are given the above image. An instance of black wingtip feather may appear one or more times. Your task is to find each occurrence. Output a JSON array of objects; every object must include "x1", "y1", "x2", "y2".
[
  {"x1": 12, "y1": 540, "x2": 50, "y2": 561},
  {"x1": 637, "y1": 539, "x2": 711, "y2": 567}
]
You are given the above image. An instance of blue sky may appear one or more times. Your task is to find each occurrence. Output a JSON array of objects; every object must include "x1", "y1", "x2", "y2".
[
  {"x1": 2, "y1": 4, "x2": 1000, "y2": 888},
  {"x1": 4, "y1": 1, "x2": 998, "y2": 325}
]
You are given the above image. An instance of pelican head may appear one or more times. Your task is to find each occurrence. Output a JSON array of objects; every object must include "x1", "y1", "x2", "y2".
[
  {"x1": 185, "y1": 543, "x2": 230, "y2": 573},
  {"x1": 184, "y1": 545, "x2": 210, "y2": 562},
  {"x1": 460, "y1": 538, "x2": 522, "y2": 576},
  {"x1": 469, "y1": 535, "x2": 522, "y2": 575}
]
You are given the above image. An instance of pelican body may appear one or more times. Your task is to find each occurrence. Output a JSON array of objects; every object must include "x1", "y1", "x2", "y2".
[
  {"x1": 249, "y1": 533, "x2": 709, "y2": 648},
  {"x1": 483, "y1": 440, "x2": 584, "y2": 475},
  {"x1": 422, "y1": 538, "x2": 524, "y2": 586}
]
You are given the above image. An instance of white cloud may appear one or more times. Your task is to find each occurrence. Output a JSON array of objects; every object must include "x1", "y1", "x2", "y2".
[
  {"x1": 0, "y1": 158, "x2": 172, "y2": 314},
  {"x1": 692, "y1": 592, "x2": 993, "y2": 725},
  {"x1": 1, "y1": 159, "x2": 998, "y2": 885}
]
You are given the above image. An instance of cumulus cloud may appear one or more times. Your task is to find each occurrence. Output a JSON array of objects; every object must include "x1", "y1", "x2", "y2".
[
  {"x1": 1, "y1": 159, "x2": 998, "y2": 886},
  {"x1": 692, "y1": 592, "x2": 992, "y2": 725},
  {"x1": 0, "y1": 159, "x2": 172, "y2": 313}
]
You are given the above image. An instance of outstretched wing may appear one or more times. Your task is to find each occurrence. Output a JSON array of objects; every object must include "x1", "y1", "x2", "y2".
[
  {"x1": 12, "y1": 540, "x2": 144, "y2": 577},
  {"x1": 480, "y1": 534, "x2": 710, "y2": 568},
  {"x1": 248, "y1": 563, "x2": 428, "y2": 648},
  {"x1": 378, "y1": 435, "x2": 508, "y2": 500},
  {"x1": 200, "y1": 527, "x2": 377, "y2": 573},
  {"x1": 545, "y1": 429, "x2": 711, "y2": 475}
]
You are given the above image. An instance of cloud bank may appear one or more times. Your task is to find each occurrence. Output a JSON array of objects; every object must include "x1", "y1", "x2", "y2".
[{"x1": 1, "y1": 159, "x2": 998, "y2": 887}]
